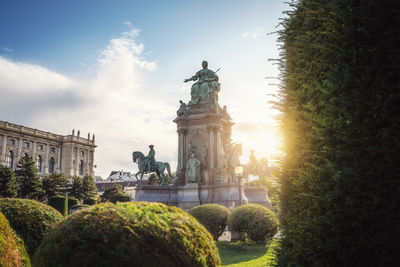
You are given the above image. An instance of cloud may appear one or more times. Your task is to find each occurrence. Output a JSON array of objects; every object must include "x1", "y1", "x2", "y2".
[
  {"x1": 2, "y1": 47, "x2": 13, "y2": 52},
  {"x1": 242, "y1": 27, "x2": 264, "y2": 38},
  {"x1": 0, "y1": 28, "x2": 177, "y2": 178}
]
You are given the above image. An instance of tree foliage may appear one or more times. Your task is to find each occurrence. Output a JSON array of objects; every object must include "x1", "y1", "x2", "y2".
[
  {"x1": 277, "y1": 0, "x2": 400, "y2": 266},
  {"x1": 69, "y1": 176, "x2": 85, "y2": 200},
  {"x1": 101, "y1": 184, "x2": 131, "y2": 203},
  {"x1": 82, "y1": 174, "x2": 98, "y2": 199},
  {"x1": 0, "y1": 165, "x2": 18, "y2": 198},
  {"x1": 42, "y1": 173, "x2": 68, "y2": 199},
  {"x1": 15, "y1": 153, "x2": 44, "y2": 200}
]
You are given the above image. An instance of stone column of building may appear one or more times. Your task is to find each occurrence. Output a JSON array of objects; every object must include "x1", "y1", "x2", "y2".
[
  {"x1": 76, "y1": 147, "x2": 80, "y2": 176},
  {"x1": 91, "y1": 150, "x2": 95, "y2": 175},
  {"x1": 43, "y1": 144, "x2": 49, "y2": 174},
  {"x1": 17, "y1": 137, "x2": 23, "y2": 163},
  {"x1": 208, "y1": 127, "x2": 215, "y2": 169},
  {"x1": 32, "y1": 141, "x2": 37, "y2": 157},
  {"x1": 215, "y1": 128, "x2": 221, "y2": 168},
  {"x1": 1, "y1": 134, "x2": 7, "y2": 165},
  {"x1": 69, "y1": 144, "x2": 74, "y2": 176},
  {"x1": 85, "y1": 149, "x2": 89, "y2": 175},
  {"x1": 57, "y1": 147, "x2": 62, "y2": 173}
]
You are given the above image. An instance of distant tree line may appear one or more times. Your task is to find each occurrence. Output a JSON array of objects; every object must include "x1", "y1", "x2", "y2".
[
  {"x1": 277, "y1": 0, "x2": 399, "y2": 266},
  {"x1": 0, "y1": 153, "x2": 98, "y2": 201}
]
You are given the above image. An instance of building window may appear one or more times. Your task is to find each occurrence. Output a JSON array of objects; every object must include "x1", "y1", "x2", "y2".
[
  {"x1": 49, "y1": 157, "x2": 55, "y2": 174},
  {"x1": 36, "y1": 155, "x2": 42, "y2": 172},
  {"x1": 38, "y1": 144, "x2": 43, "y2": 151},
  {"x1": 23, "y1": 142, "x2": 30, "y2": 148},
  {"x1": 79, "y1": 160, "x2": 84, "y2": 175},
  {"x1": 80, "y1": 150, "x2": 85, "y2": 157},
  {"x1": 9, "y1": 139, "x2": 15, "y2": 146},
  {"x1": 50, "y1": 147, "x2": 56, "y2": 153},
  {"x1": 6, "y1": 151, "x2": 14, "y2": 169}
]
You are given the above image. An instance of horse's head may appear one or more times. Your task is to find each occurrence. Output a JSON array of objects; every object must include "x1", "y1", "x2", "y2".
[{"x1": 132, "y1": 151, "x2": 145, "y2": 163}]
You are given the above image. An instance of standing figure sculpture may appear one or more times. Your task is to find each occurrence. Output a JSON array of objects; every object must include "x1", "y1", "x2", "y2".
[
  {"x1": 186, "y1": 152, "x2": 201, "y2": 184},
  {"x1": 184, "y1": 61, "x2": 220, "y2": 104}
]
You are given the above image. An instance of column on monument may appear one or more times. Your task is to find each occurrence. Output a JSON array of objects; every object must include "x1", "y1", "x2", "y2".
[
  {"x1": 1, "y1": 135, "x2": 7, "y2": 164},
  {"x1": 208, "y1": 127, "x2": 214, "y2": 169},
  {"x1": 43, "y1": 144, "x2": 49, "y2": 174},
  {"x1": 216, "y1": 129, "x2": 222, "y2": 168},
  {"x1": 177, "y1": 130, "x2": 184, "y2": 170},
  {"x1": 32, "y1": 141, "x2": 37, "y2": 157}
]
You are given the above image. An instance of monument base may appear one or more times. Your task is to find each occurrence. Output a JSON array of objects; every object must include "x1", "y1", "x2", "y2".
[{"x1": 134, "y1": 184, "x2": 272, "y2": 210}]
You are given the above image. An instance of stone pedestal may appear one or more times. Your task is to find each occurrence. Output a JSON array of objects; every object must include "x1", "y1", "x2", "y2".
[{"x1": 177, "y1": 184, "x2": 200, "y2": 211}]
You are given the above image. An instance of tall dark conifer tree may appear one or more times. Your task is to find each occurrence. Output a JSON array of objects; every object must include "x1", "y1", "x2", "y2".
[
  {"x1": 15, "y1": 153, "x2": 44, "y2": 200},
  {"x1": 278, "y1": 0, "x2": 400, "y2": 266}
]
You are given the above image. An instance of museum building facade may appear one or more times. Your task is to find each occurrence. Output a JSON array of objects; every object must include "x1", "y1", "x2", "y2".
[{"x1": 0, "y1": 120, "x2": 96, "y2": 177}]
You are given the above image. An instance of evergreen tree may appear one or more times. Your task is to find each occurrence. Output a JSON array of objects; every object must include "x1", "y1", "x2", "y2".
[
  {"x1": 15, "y1": 153, "x2": 44, "y2": 200},
  {"x1": 69, "y1": 176, "x2": 84, "y2": 200},
  {"x1": 82, "y1": 174, "x2": 98, "y2": 199},
  {"x1": 101, "y1": 184, "x2": 131, "y2": 203},
  {"x1": 0, "y1": 165, "x2": 18, "y2": 197},
  {"x1": 42, "y1": 173, "x2": 68, "y2": 199},
  {"x1": 278, "y1": 0, "x2": 400, "y2": 266}
]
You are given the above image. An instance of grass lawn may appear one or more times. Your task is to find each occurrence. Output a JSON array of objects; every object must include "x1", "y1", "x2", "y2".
[{"x1": 217, "y1": 238, "x2": 280, "y2": 267}]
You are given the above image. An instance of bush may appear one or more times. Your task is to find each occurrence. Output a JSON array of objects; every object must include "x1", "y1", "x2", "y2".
[
  {"x1": 101, "y1": 184, "x2": 131, "y2": 203},
  {"x1": 48, "y1": 195, "x2": 68, "y2": 216},
  {"x1": 228, "y1": 204, "x2": 278, "y2": 243},
  {"x1": 34, "y1": 202, "x2": 220, "y2": 267},
  {"x1": 0, "y1": 198, "x2": 63, "y2": 256},
  {"x1": 0, "y1": 212, "x2": 31, "y2": 267},
  {"x1": 69, "y1": 204, "x2": 90, "y2": 214},
  {"x1": 189, "y1": 204, "x2": 229, "y2": 240},
  {"x1": 83, "y1": 197, "x2": 97, "y2": 205},
  {"x1": 68, "y1": 197, "x2": 79, "y2": 208}
]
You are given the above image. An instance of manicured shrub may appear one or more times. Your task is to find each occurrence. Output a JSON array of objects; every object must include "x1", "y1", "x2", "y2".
[
  {"x1": 83, "y1": 197, "x2": 97, "y2": 205},
  {"x1": 69, "y1": 204, "x2": 90, "y2": 214},
  {"x1": 67, "y1": 197, "x2": 79, "y2": 208},
  {"x1": 189, "y1": 204, "x2": 229, "y2": 240},
  {"x1": 228, "y1": 204, "x2": 278, "y2": 243},
  {"x1": 0, "y1": 212, "x2": 31, "y2": 267},
  {"x1": 0, "y1": 198, "x2": 63, "y2": 256},
  {"x1": 34, "y1": 202, "x2": 220, "y2": 267},
  {"x1": 48, "y1": 195, "x2": 68, "y2": 216}
]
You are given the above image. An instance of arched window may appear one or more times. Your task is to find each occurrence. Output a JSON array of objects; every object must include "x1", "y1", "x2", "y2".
[
  {"x1": 6, "y1": 151, "x2": 14, "y2": 169},
  {"x1": 49, "y1": 157, "x2": 55, "y2": 173},
  {"x1": 36, "y1": 155, "x2": 42, "y2": 172},
  {"x1": 79, "y1": 160, "x2": 84, "y2": 175}
]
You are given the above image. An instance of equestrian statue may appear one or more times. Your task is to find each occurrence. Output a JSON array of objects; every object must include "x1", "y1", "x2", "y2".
[{"x1": 132, "y1": 145, "x2": 172, "y2": 186}]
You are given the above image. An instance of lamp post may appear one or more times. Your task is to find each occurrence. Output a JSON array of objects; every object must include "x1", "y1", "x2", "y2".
[{"x1": 235, "y1": 166, "x2": 244, "y2": 206}]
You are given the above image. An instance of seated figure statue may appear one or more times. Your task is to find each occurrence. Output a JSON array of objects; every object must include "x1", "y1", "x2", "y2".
[{"x1": 184, "y1": 61, "x2": 220, "y2": 105}]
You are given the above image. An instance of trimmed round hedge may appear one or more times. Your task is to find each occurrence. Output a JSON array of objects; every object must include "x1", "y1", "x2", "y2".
[
  {"x1": 83, "y1": 197, "x2": 97, "y2": 205},
  {"x1": 48, "y1": 195, "x2": 68, "y2": 216},
  {"x1": 0, "y1": 212, "x2": 31, "y2": 267},
  {"x1": 67, "y1": 197, "x2": 79, "y2": 208},
  {"x1": 69, "y1": 204, "x2": 90, "y2": 214},
  {"x1": 228, "y1": 204, "x2": 279, "y2": 243},
  {"x1": 0, "y1": 198, "x2": 63, "y2": 256},
  {"x1": 189, "y1": 204, "x2": 229, "y2": 240},
  {"x1": 33, "y1": 202, "x2": 220, "y2": 267}
]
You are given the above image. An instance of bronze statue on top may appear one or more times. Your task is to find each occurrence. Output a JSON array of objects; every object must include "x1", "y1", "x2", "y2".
[{"x1": 184, "y1": 60, "x2": 220, "y2": 105}]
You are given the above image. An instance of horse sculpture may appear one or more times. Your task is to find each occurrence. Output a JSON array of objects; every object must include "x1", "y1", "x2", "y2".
[
  {"x1": 226, "y1": 143, "x2": 242, "y2": 183},
  {"x1": 132, "y1": 151, "x2": 172, "y2": 186}
]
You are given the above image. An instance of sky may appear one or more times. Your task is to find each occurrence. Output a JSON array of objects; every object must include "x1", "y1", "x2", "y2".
[{"x1": 0, "y1": 0, "x2": 287, "y2": 178}]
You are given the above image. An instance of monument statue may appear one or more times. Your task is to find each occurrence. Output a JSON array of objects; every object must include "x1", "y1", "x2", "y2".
[
  {"x1": 184, "y1": 60, "x2": 220, "y2": 104},
  {"x1": 186, "y1": 152, "x2": 201, "y2": 184},
  {"x1": 132, "y1": 149, "x2": 172, "y2": 186},
  {"x1": 176, "y1": 100, "x2": 188, "y2": 116},
  {"x1": 146, "y1": 145, "x2": 155, "y2": 173}
]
